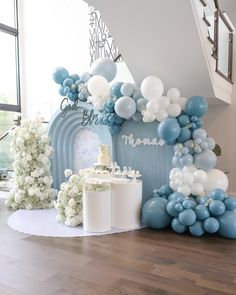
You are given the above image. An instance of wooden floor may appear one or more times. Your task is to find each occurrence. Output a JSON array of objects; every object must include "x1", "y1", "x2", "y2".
[{"x1": 0, "y1": 199, "x2": 236, "y2": 295}]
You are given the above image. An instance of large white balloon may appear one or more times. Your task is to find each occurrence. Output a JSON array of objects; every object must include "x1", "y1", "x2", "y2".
[
  {"x1": 141, "y1": 76, "x2": 164, "y2": 101},
  {"x1": 167, "y1": 88, "x2": 181, "y2": 102},
  {"x1": 193, "y1": 170, "x2": 207, "y2": 183},
  {"x1": 204, "y1": 169, "x2": 229, "y2": 193},
  {"x1": 87, "y1": 75, "x2": 110, "y2": 97}
]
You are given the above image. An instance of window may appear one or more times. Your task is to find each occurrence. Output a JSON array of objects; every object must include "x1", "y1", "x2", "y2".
[{"x1": 0, "y1": 0, "x2": 21, "y2": 112}]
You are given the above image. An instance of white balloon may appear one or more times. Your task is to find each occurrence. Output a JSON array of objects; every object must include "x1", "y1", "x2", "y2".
[
  {"x1": 167, "y1": 103, "x2": 181, "y2": 117},
  {"x1": 146, "y1": 100, "x2": 160, "y2": 113},
  {"x1": 158, "y1": 96, "x2": 170, "y2": 109},
  {"x1": 170, "y1": 168, "x2": 180, "y2": 179},
  {"x1": 155, "y1": 109, "x2": 168, "y2": 122},
  {"x1": 190, "y1": 183, "x2": 204, "y2": 196},
  {"x1": 179, "y1": 97, "x2": 187, "y2": 110},
  {"x1": 141, "y1": 76, "x2": 164, "y2": 101},
  {"x1": 175, "y1": 171, "x2": 183, "y2": 179},
  {"x1": 183, "y1": 165, "x2": 198, "y2": 173},
  {"x1": 142, "y1": 110, "x2": 156, "y2": 123},
  {"x1": 183, "y1": 172, "x2": 194, "y2": 186},
  {"x1": 93, "y1": 101, "x2": 104, "y2": 111},
  {"x1": 87, "y1": 75, "x2": 109, "y2": 97},
  {"x1": 193, "y1": 170, "x2": 207, "y2": 184},
  {"x1": 170, "y1": 180, "x2": 178, "y2": 190},
  {"x1": 177, "y1": 186, "x2": 191, "y2": 197},
  {"x1": 167, "y1": 88, "x2": 181, "y2": 102},
  {"x1": 175, "y1": 179, "x2": 183, "y2": 186},
  {"x1": 204, "y1": 169, "x2": 229, "y2": 193}
]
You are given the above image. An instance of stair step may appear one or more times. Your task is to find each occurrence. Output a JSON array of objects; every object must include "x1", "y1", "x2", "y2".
[
  {"x1": 203, "y1": 13, "x2": 211, "y2": 26},
  {"x1": 207, "y1": 36, "x2": 215, "y2": 44}
]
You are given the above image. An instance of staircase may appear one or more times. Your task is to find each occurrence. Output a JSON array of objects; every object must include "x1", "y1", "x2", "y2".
[{"x1": 85, "y1": 0, "x2": 234, "y2": 105}]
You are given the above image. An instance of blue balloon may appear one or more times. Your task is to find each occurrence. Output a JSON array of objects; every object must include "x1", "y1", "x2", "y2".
[
  {"x1": 108, "y1": 124, "x2": 121, "y2": 135},
  {"x1": 132, "y1": 89, "x2": 142, "y2": 101},
  {"x1": 184, "y1": 140, "x2": 195, "y2": 154},
  {"x1": 189, "y1": 221, "x2": 205, "y2": 236},
  {"x1": 63, "y1": 78, "x2": 74, "y2": 87},
  {"x1": 168, "y1": 192, "x2": 185, "y2": 201},
  {"x1": 177, "y1": 127, "x2": 191, "y2": 143},
  {"x1": 172, "y1": 156, "x2": 180, "y2": 167},
  {"x1": 114, "y1": 114, "x2": 125, "y2": 125},
  {"x1": 159, "y1": 185, "x2": 173, "y2": 196},
  {"x1": 192, "y1": 128, "x2": 207, "y2": 140},
  {"x1": 80, "y1": 71, "x2": 91, "y2": 83},
  {"x1": 91, "y1": 58, "x2": 117, "y2": 82},
  {"x1": 177, "y1": 115, "x2": 190, "y2": 127},
  {"x1": 70, "y1": 74, "x2": 80, "y2": 81},
  {"x1": 224, "y1": 196, "x2": 236, "y2": 211},
  {"x1": 209, "y1": 189, "x2": 227, "y2": 201},
  {"x1": 206, "y1": 137, "x2": 216, "y2": 150},
  {"x1": 179, "y1": 209, "x2": 196, "y2": 226},
  {"x1": 218, "y1": 210, "x2": 236, "y2": 239},
  {"x1": 194, "y1": 149, "x2": 217, "y2": 170},
  {"x1": 53, "y1": 67, "x2": 69, "y2": 84},
  {"x1": 180, "y1": 154, "x2": 193, "y2": 167},
  {"x1": 132, "y1": 111, "x2": 143, "y2": 122},
  {"x1": 209, "y1": 200, "x2": 225, "y2": 216},
  {"x1": 185, "y1": 96, "x2": 208, "y2": 117},
  {"x1": 171, "y1": 218, "x2": 187, "y2": 233},
  {"x1": 175, "y1": 203, "x2": 184, "y2": 212},
  {"x1": 114, "y1": 96, "x2": 136, "y2": 119},
  {"x1": 58, "y1": 86, "x2": 65, "y2": 96},
  {"x1": 194, "y1": 204, "x2": 210, "y2": 220},
  {"x1": 203, "y1": 217, "x2": 219, "y2": 233},
  {"x1": 157, "y1": 118, "x2": 181, "y2": 142},
  {"x1": 121, "y1": 83, "x2": 135, "y2": 97},
  {"x1": 142, "y1": 197, "x2": 172, "y2": 229},
  {"x1": 110, "y1": 82, "x2": 123, "y2": 98},
  {"x1": 136, "y1": 97, "x2": 148, "y2": 112},
  {"x1": 183, "y1": 199, "x2": 197, "y2": 209},
  {"x1": 167, "y1": 200, "x2": 179, "y2": 217},
  {"x1": 64, "y1": 86, "x2": 70, "y2": 94}
]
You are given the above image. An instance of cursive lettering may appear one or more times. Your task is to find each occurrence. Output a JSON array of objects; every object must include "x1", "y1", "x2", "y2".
[{"x1": 121, "y1": 133, "x2": 164, "y2": 148}]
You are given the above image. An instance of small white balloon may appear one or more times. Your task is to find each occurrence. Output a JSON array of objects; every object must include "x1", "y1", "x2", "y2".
[
  {"x1": 87, "y1": 75, "x2": 109, "y2": 97},
  {"x1": 167, "y1": 103, "x2": 181, "y2": 117},
  {"x1": 167, "y1": 88, "x2": 181, "y2": 102},
  {"x1": 190, "y1": 183, "x2": 204, "y2": 196},
  {"x1": 183, "y1": 165, "x2": 198, "y2": 173},
  {"x1": 142, "y1": 110, "x2": 156, "y2": 123},
  {"x1": 193, "y1": 170, "x2": 208, "y2": 183},
  {"x1": 170, "y1": 180, "x2": 178, "y2": 190},
  {"x1": 177, "y1": 186, "x2": 191, "y2": 197},
  {"x1": 141, "y1": 76, "x2": 164, "y2": 101},
  {"x1": 183, "y1": 172, "x2": 194, "y2": 186},
  {"x1": 155, "y1": 109, "x2": 168, "y2": 122},
  {"x1": 93, "y1": 101, "x2": 104, "y2": 111},
  {"x1": 179, "y1": 97, "x2": 187, "y2": 110},
  {"x1": 175, "y1": 179, "x2": 183, "y2": 186},
  {"x1": 175, "y1": 171, "x2": 183, "y2": 179},
  {"x1": 170, "y1": 168, "x2": 180, "y2": 179},
  {"x1": 146, "y1": 100, "x2": 160, "y2": 113},
  {"x1": 158, "y1": 96, "x2": 170, "y2": 109}
]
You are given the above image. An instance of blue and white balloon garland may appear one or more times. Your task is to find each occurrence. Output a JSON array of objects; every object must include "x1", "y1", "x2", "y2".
[{"x1": 52, "y1": 57, "x2": 236, "y2": 239}]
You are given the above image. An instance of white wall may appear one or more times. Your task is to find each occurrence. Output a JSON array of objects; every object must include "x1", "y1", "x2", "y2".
[{"x1": 19, "y1": 0, "x2": 90, "y2": 120}]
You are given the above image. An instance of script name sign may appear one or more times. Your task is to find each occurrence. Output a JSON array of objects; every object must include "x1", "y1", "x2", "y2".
[
  {"x1": 121, "y1": 133, "x2": 164, "y2": 148},
  {"x1": 60, "y1": 98, "x2": 99, "y2": 126}
]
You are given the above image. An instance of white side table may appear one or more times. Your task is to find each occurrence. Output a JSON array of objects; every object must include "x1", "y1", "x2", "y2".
[{"x1": 111, "y1": 180, "x2": 142, "y2": 229}]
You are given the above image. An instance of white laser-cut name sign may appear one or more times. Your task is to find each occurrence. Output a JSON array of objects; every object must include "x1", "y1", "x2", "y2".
[{"x1": 121, "y1": 133, "x2": 164, "y2": 148}]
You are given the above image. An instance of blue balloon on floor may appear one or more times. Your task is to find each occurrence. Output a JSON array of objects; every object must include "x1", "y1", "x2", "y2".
[
  {"x1": 209, "y1": 189, "x2": 227, "y2": 201},
  {"x1": 194, "y1": 204, "x2": 210, "y2": 220},
  {"x1": 142, "y1": 197, "x2": 172, "y2": 229},
  {"x1": 185, "y1": 96, "x2": 208, "y2": 117},
  {"x1": 171, "y1": 218, "x2": 187, "y2": 233},
  {"x1": 91, "y1": 57, "x2": 117, "y2": 82},
  {"x1": 218, "y1": 210, "x2": 236, "y2": 239},
  {"x1": 203, "y1": 217, "x2": 219, "y2": 233},
  {"x1": 209, "y1": 200, "x2": 225, "y2": 216},
  {"x1": 159, "y1": 184, "x2": 173, "y2": 197},
  {"x1": 167, "y1": 200, "x2": 179, "y2": 217},
  {"x1": 53, "y1": 67, "x2": 69, "y2": 84},
  {"x1": 157, "y1": 118, "x2": 181, "y2": 142},
  {"x1": 189, "y1": 221, "x2": 205, "y2": 237},
  {"x1": 179, "y1": 209, "x2": 196, "y2": 226}
]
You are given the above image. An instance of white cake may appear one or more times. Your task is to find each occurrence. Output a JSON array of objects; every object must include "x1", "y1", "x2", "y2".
[{"x1": 97, "y1": 144, "x2": 111, "y2": 166}]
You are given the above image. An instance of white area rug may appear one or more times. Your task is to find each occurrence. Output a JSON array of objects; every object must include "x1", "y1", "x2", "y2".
[{"x1": 7, "y1": 208, "x2": 141, "y2": 237}]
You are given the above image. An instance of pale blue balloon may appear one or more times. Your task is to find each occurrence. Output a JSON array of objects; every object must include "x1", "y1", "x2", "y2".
[
  {"x1": 132, "y1": 89, "x2": 142, "y2": 101},
  {"x1": 194, "y1": 204, "x2": 210, "y2": 220},
  {"x1": 142, "y1": 197, "x2": 172, "y2": 229},
  {"x1": 121, "y1": 83, "x2": 135, "y2": 97},
  {"x1": 179, "y1": 209, "x2": 196, "y2": 226},
  {"x1": 136, "y1": 98, "x2": 148, "y2": 112},
  {"x1": 209, "y1": 189, "x2": 227, "y2": 201},
  {"x1": 184, "y1": 140, "x2": 195, "y2": 154},
  {"x1": 53, "y1": 67, "x2": 69, "y2": 84},
  {"x1": 180, "y1": 154, "x2": 193, "y2": 166},
  {"x1": 171, "y1": 218, "x2": 187, "y2": 233},
  {"x1": 91, "y1": 58, "x2": 117, "y2": 82},
  {"x1": 189, "y1": 221, "x2": 205, "y2": 236},
  {"x1": 194, "y1": 149, "x2": 217, "y2": 170},
  {"x1": 192, "y1": 128, "x2": 207, "y2": 140},
  {"x1": 203, "y1": 217, "x2": 219, "y2": 233},
  {"x1": 185, "y1": 95, "x2": 208, "y2": 117},
  {"x1": 114, "y1": 96, "x2": 136, "y2": 119},
  {"x1": 80, "y1": 71, "x2": 91, "y2": 83},
  {"x1": 206, "y1": 137, "x2": 216, "y2": 150},
  {"x1": 218, "y1": 210, "x2": 236, "y2": 239},
  {"x1": 167, "y1": 200, "x2": 179, "y2": 217}
]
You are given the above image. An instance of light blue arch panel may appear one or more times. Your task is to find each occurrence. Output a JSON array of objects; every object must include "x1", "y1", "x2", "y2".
[
  {"x1": 112, "y1": 120, "x2": 174, "y2": 203},
  {"x1": 48, "y1": 102, "x2": 112, "y2": 190}
]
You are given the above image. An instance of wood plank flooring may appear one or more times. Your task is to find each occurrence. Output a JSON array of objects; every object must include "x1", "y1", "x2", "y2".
[{"x1": 0, "y1": 199, "x2": 236, "y2": 295}]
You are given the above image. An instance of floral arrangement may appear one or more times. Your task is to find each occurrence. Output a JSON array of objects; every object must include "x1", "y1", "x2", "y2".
[
  {"x1": 5, "y1": 119, "x2": 54, "y2": 209},
  {"x1": 55, "y1": 169, "x2": 83, "y2": 226},
  {"x1": 83, "y1": 180, "x2": 110, "y2": 192}
]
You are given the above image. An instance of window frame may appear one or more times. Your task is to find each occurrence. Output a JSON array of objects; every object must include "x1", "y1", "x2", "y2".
[{"x1": 0, "y1": 0, "x2": 21, "y2": 113}]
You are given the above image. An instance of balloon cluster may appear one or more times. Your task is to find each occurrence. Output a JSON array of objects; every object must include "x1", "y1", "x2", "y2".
[
  {"x1": 142, "y1": 186, "x2": 236, "y2": 238},
  {"x1": 53, "y1": 67, "x2": 90, "y2": 102}
]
